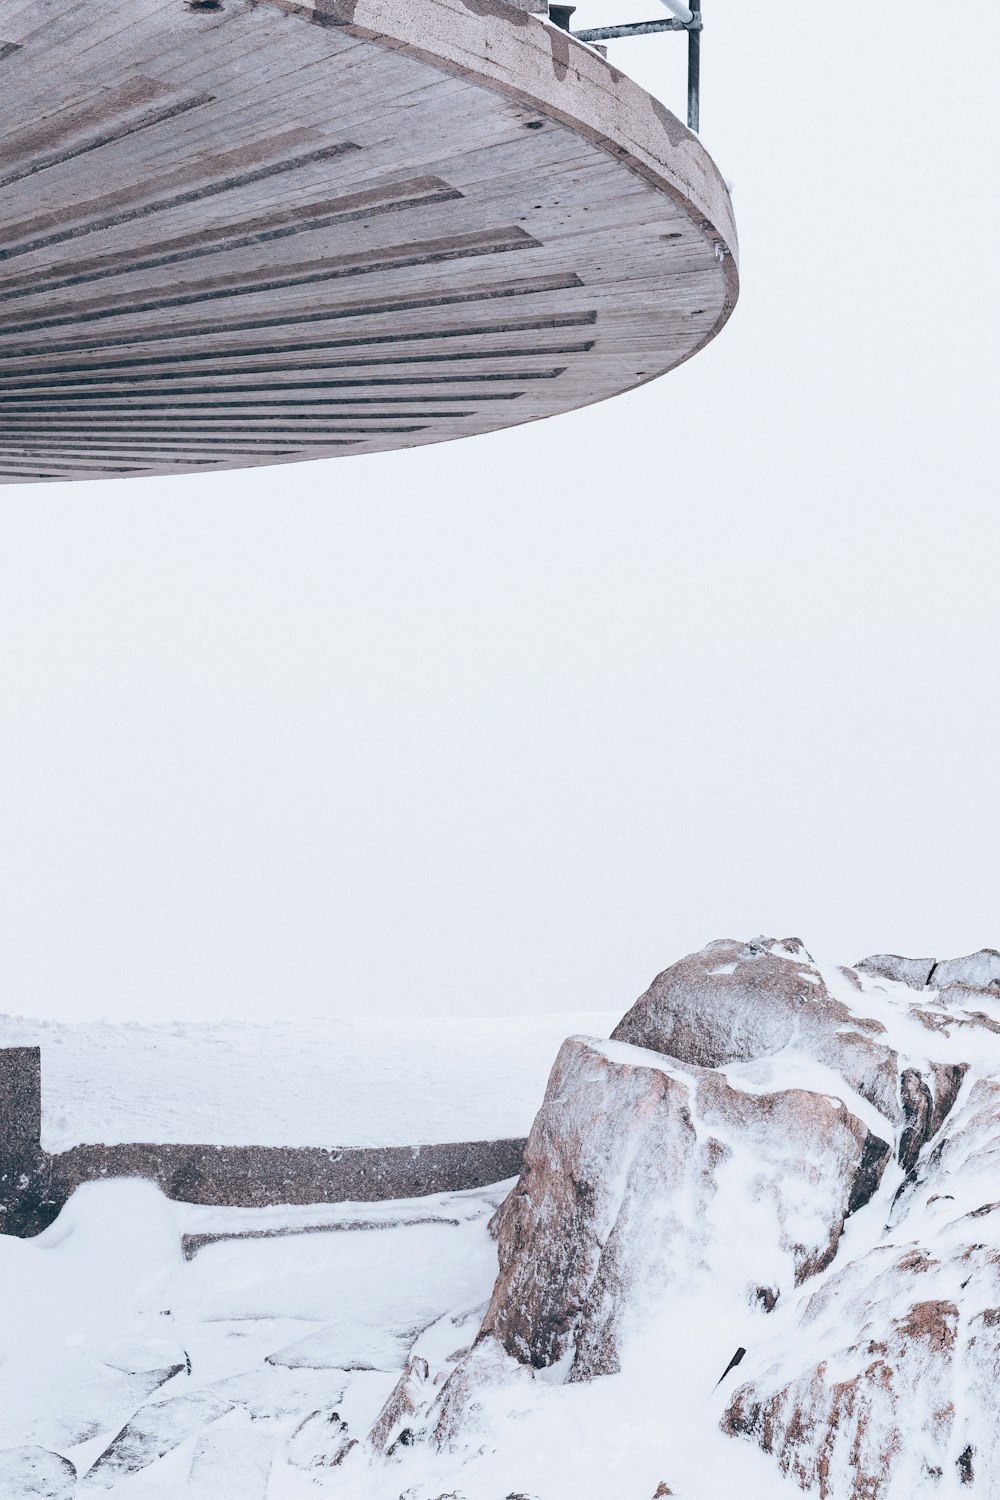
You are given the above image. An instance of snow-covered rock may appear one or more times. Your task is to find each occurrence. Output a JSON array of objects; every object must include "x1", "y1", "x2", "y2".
[
  {"x1": 722, "y1": 1073, "x2": 1000, "y2": 1497},
  {"x1": 0, "y1": 1446, "x2": 76, "y2": 1498},
  {"x1": 855, "y1": 953, "x2": 937, "y2": 988},
  {"x1": 369, "y1": 1355, "x2": 431, "y2": 1454},
  {"x1": 411, "y1": 936, "x2": 1000, "y2": 1498},
  {"x1": 286, "y1": 1408, "x2": 357, "y2": 1470},
  {"x1": 611, "y1": 936, "x2": 969, "y2": 1173},
  {"x1": 932, "y1": 949, "x2": 1000, "y2": 993},
  {"x1": 84, "y1": 1390, "x2": 237, "y2": 1489},
  {"x1": 455, "y1": 1035, "x2": 890, "y2": 1389}
]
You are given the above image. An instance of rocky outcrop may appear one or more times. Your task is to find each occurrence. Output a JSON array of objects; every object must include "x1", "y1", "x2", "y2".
[
  {"x1": 723, "y1": 1241, "x2": 1000, "y2": 1497},
  {"x1": 723, "y1": 1068, "x2": 1000, "y2": 1497},
  {"x1": 408, "y1": 936, "x2": 1000, "y2": 1497},
  {"x1": 612, "y1": 936, "x2": 905, "y2": 1119},
  {"x1": 855, "y1": 948, "x2": 1000, "y2": 998},
  {"x1": 369, "y1": 1356, "x2": 431, "y2": 1454},
  {"x1": 932, "y1": 950, "x2": 1000, "y2": 993},
  {"x1": 612, "y1": 940, "x2": 892, "y2": 1093},
  {"x1": 612, "y1": 936, "x2": 966, "y2": 1172},
  {"x1": 723, "y1": 1291, "x2": 970, "y2": 1497},
  {"x1": 431, "y1": 1032, "x2": 892, "y2": 1441},
  {"x1": 491, "y1": 1039, "x2": 889, "y2": 1378},
  {"x1": 855, "y1": 953, "x2": 937, "y2": 988}
]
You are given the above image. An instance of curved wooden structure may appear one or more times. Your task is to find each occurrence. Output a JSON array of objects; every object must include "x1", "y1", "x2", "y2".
[{"x1": 0, "y1": 0, "x2": 738, "y2": 483}]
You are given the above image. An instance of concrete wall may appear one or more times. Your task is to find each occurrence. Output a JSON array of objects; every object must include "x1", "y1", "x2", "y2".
[
  {"x1": 0, "y1": 1047, "x2": 524, "y2": 1238},
  {"x1": 0, "y1": 1046, "x2": 40, "y2": 1158}
]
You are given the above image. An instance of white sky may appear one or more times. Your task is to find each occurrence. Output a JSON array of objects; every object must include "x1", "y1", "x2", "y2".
[{"x1": 1, "y1": 2, "x2": 998, "y2": 1024}]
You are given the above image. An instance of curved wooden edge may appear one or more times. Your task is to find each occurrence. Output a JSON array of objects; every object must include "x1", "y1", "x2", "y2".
[{"x1": 260, "y1": 0, "x2": 740, "y2": 357}]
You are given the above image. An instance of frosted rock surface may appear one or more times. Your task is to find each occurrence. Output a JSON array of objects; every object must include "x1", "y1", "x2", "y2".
[
  {"x1": 855, "y1": 953, "x2": 937, "y2": 988},
  {"x1": 723, "y1": 1075, "x2": 1000, "y2": 1497},
  {"x1": 932, "y1": 949, "x2": 1000, "y2": 993},
  {"x1": 611, "y1": 936, "x2": 903, "y2": 1120},
  {"x1": 469, "y1": 1037, "x2": 889, "y2": 1383}
]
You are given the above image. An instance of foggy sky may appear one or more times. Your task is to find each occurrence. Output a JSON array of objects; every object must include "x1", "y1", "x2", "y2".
[{"x1": 2, "y1": 2, "x2": 998, "y2": 1022}]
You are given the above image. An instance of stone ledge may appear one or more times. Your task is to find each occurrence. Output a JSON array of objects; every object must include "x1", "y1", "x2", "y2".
[{"x1": 0, "y1": 1047, "x2": 525, "y2": 1237}]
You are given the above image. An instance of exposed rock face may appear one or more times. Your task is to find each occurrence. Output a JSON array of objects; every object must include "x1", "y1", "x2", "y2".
[
  {"x1": 855, "y1": 948, "x2": 1000, "y2": 998},
  {"x1": 932, "y1": 950, "x2": 1000, "y2": 993},
  {"x1": 723, "y1": 1291, "x2": 968, "y2": 1497},
  {"x1": 432, "y1": 1338, "x2": 533, "y2": 1453},
  {"x1": 722, "y1": 1069, "x2": 1000, "y2": 1497},
  {"x1": 369, "y1": 1356, "x2": 430, "y2": 1454},
  {"x1": 855, "y1": 953, "x2": 937, "y2": 988},
  {"x1": 611, "y1": 936, "x2": 966, "y2": 1172},
  {"x1": 612, "y1": 935, "x2": 905, "y2": 1120},
  {"x1": 466, "y1": 1037, "x2": 890, "y2": 1388}
]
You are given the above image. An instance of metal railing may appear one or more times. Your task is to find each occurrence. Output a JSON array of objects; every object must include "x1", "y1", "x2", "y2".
[{"x1": 548, "y1": 3, "x2": 704, "y2": 133}]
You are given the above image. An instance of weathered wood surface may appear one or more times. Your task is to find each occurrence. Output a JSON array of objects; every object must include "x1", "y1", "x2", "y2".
[{"x1": 0, "y1": 0, "x2": 737, "y2": 482}]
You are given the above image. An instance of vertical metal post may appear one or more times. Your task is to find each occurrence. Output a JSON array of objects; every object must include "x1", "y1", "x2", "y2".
[{"x1": 687, "y1": 6, "x2": 701, "y2": 133}]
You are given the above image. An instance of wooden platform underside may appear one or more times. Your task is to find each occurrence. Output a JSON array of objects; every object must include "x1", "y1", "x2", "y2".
[{"x1": 0, "y1": 0, "x2": 738, "y2": 482}]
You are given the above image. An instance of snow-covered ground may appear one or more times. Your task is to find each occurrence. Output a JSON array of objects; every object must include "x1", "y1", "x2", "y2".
[
  {"x1": 0, "y1": 1178, "x2": 507, "y2": 1497},
  {"x1": 5, "y1": 944, "x2": 1000, "y2": 1497},
  {"x1": 0, "y1": 1175, "x2": 794, "y2": 1500},
  {"x1": 0, "y1": 1012, "x2": 617, "y2": 1150}
]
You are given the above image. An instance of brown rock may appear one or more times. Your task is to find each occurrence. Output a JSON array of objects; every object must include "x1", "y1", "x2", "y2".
[
  {"x1": 724, "y1": 1287, "x2": 966, "y2": 1498},
  {"x1": 612, "y1": 936, "x2": 902, "y2": 1122},
  {"x1": 724, "y1": 1078, "x2": 1000, "y2": 1496},
  {"x1": 458, "y1": 1037, "x2": 889, "y2": 1394},
  {"x1": 899, "y1": 1067, "x2": 934, "y2": 1175},
  {"x1": 432, "y1": 1337, "x2": 530, "y2": 1452},
  {"x1": 368, "y1": 1355, "x2": 430, "y2": 1454},
  {"x1": 612, "y1": 936, "x2": 967, "y2": 1172}
]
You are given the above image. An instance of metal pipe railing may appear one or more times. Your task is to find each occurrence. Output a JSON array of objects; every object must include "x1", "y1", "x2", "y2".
[{"x1": 567, "y1": 3, "x2": 703, "y2": 133}]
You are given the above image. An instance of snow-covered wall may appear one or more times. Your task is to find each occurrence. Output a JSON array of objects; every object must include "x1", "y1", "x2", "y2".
[{"x1": 0, "y1": 1045, "x2": 527, "y2": 1237}]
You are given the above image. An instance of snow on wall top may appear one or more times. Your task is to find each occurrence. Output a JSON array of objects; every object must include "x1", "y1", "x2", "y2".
[{"x1": 0, "y1": 1012, "x2": 617, "y2": 1153}]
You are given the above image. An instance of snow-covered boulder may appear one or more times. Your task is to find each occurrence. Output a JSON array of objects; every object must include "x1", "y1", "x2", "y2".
[
  {"x1": 855, "y1": 953, "x2": 937, "y2": 988},
  {"x1": 612, "y1": 936, "x2": 906, "y2": 1117},
  {"x1": 432, "y1": 1033, "x2": 891, "y2": 1436},
  {"x1": 369, "y1": 1355, "x2": 431, "y2": 1454},
  {"x1": 932, "y1": 949, "x2": 1000, "y2": 994},
  {"x1": 723, "y1": 1073, "x2": 1000, "y2": 1497},
  {"x1": 611, "y1": 936, "x2": 965, "y2": 1169}
]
